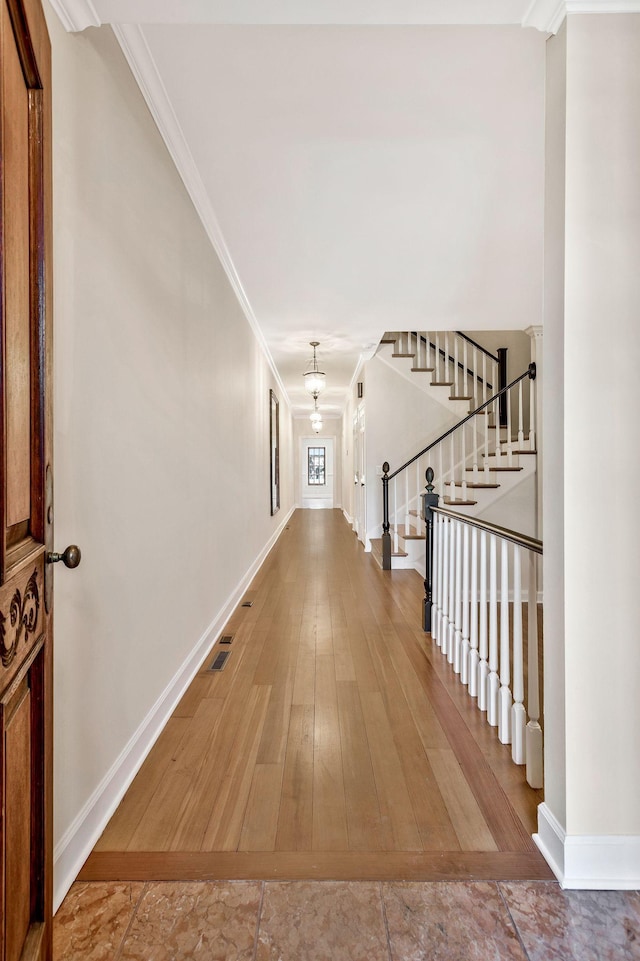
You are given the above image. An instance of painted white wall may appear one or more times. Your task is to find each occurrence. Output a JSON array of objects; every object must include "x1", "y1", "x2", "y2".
[
  {"x1": 292, "y1": 416, "x2": 342, "y2": 509},
  {"x1": 541, "y1": 20, "x2": 567, "y2": 835},
  {"x1": 137, "y1": 23, "x2": 547, "y2": 409},
  {"x1": 540, "y1": 15, "x2": 640, "y2": 886},
  {"x1": 364, "y1": 355, "x2": 459, "y2": 544},
  {"x1": 475, "y1": 474, "x2": 536, "y2": 539},
  {"x1": 562, "y1": 14, "x2": 640, "y2": 839},
  {"x1": 300, "y1": 437, "x2": 334, "y2": 508},
  {"x1": 45, "y1": 10, "x2": 293, "y2": 904}
]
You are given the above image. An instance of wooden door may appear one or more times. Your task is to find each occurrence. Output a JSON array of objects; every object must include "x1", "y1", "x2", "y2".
[{"x1": 0, "y1": 0, "x2": 53, "y2": 958}]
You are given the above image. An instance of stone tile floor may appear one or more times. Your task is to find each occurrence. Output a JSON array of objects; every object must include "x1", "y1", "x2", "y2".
[{"x1": 54, "y1": 879, "x2": 640, "y2": 960}]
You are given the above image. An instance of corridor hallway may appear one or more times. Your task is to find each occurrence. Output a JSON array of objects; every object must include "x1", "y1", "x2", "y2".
[{"x1": 80, "y1": 509, "x2": 550, "y2": 883}]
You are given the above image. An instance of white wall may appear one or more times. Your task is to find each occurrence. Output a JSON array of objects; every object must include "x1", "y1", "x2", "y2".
[
  {"x1": 540, "y1": 14, "x2": 640, "y2": 886},
  {"x1": 563, "y1": 15, "x2": 640, "y2": 838},
  {"x1": 541, "y1": 20, "x2": 567, "y2": 837},
  {"x1": 46, "y1": 10, "x2": 293, "y2": 904},
  {"x1": 292, "y1": 416, "x2": 342, "y2": 509},
  {"x1": 364, "y1": 355, "x2": 458, "y2": 544}
]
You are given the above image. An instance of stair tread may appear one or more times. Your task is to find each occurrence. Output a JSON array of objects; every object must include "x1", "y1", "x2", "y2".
[
  {"x1": 411, "y1": 367, "x2": 435, "y2": 373},
  {"x1": 431, "y1": 381, "x2": 454, "y2": 387},
  {"x1": 443, "y1": 497, "x2": 478, "y2": 506},
  {"x1": 370, "y1": 538, "x2": 408, "y2": 558},
  {"x1": 393, "y1": 525, "x2": 423, "y2": 540},
  {"x1": 392, "y1": 353, "x2": 415, "y2": 358},
  {"x1": 449, "y1": 395, "x2": 474, "y2": 401},
  {"x1": 465, "y1": 465, "x2": 523, "y2": 472}
]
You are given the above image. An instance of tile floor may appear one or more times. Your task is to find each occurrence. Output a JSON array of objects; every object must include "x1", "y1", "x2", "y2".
[{"x1": 54, "y1": 879, "x2": 640, "y2": 960}]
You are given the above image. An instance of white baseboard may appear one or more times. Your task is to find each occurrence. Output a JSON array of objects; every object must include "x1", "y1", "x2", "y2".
[
  {"x1": 534, "y1": 803, "x2": 640, "y2": 889},
  {"x1": 53, "y1": 505, "x2": 295, "y2": 912},
  {"x1": 342, "y1": 509, "x2": 353, "y2": 525}
]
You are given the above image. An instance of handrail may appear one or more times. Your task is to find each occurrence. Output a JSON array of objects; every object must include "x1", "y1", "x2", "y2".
[
  {"x1": 432, "y1": 505, "x2": 542, "y2": 555},
  {"x1": 385, "y1": 362, "x2": 535, "y2": 481},
  {"x1": 456, "y1": 331, "x2": 499, "y2": 363}
]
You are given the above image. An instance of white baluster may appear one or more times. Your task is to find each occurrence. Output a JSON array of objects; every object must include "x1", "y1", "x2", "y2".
[
  {"x1": 405, "y1": 470, "x2": 410, "y2": 531},
  {"x1": 449, "y1": 434, "x2": 456, "y2": 504},
  {"x1": 484, "y1": 403, "x2": 490, "y2": 481},
  {"x1": 461, "y1": 522, "x2": 470, "y2": 684},
  {"x1": 529, "y1": 374, "x2": 536, "y2": 451},
  {"x1": 518, "y1": 379, "x2": 525, "y2": 449},
  {"x1": 494, "y1": 397, "x2": 502, "y2": 462},
  {"x1": 469, "y1": 526, "x2": 479, "y2": 696},
  {"x1": 461, "y1": 421, "x2": 467, "y2": 500},
  {"x1": 447, "y1": 519, "x2": 456, "y2": 663},
  {"x1": 487, "y1": 534, "x2": 499, "y2": 726},
  {"x1": 482, "y1": 352, "x2": 487, "y2": 404},
  {"x1": 463, "y1": 338, "x2": 468, "y2": 399},
  {"x1": 472, "y1": 346, "x2": 478, "y2": 405},
  {"x1": 454, "y1": 334, "x2": 460, "y2": 396},
  {"x1": 393, "y1": 479, "x2": 399, "y2": 553},
  {"x1": 511, "y1": 545, "x2": 526, "y2": 764},
  {"x1": 478, "y1": 530, "x2": 489, "y2": 711},
  {"x1": 444, "y1": 332, "x2": 450, "y2": 383},
  {"x1": 498, "y1": 538, "x2": 512, "y2": 744},
  {"x1": 426, "y1": 332, "x2": 431, "y2": 371},
  {"x1": 472, "y1": 414, "x2": 479, "y2": 484},
  {"x1": 438, "y1": 444, "x2": 444, "y2": 500},
  {"x1": 435, "y1": 332, "x2": 441, "y2": 381},
  {"x1": 432, "y1": 513, "x2": 441, "y2": 642},
  {"x1": 415, "y1": 462, "x2": 420, "y2": 533},
  {"x1": 441, "y1": 518, "x2": 450, "y2": 657},
  {"x1": 526, "y1": 551, "x2": 543, "y2": 788},
  {"x1": 453, "y1": 521, "x2": 462, "y2": 673}
]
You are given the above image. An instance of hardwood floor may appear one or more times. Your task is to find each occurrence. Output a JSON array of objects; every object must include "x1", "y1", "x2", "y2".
[{"x1": 81, "y1": 509, "x2": 551, "y2": 882}]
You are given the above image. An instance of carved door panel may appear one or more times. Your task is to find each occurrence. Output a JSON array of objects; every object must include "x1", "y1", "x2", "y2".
[{"x1": 0, "y1": 0, "x2": 53, "y2": 958}]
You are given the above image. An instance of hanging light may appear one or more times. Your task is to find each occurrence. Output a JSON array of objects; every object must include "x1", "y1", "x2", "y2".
[
  {"x1": 303, "y1": 341, "x2": 326, "y2": 397},
  {"x1": 310, "y1": 395, "x2": 323, "y2": 431}
]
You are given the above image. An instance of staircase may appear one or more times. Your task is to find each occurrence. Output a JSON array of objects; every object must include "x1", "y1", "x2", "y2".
[
  {"x1": 371, "y1": 331, "x2": 537, "y2": 574},
  {"x1": 369, "y1": 331, "x2": 544, "y2": 791}
]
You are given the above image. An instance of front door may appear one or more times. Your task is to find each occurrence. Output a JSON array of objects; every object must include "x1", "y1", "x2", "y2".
[{"x1": 0, "y1": 0, "x2": 53, "y2": 958}]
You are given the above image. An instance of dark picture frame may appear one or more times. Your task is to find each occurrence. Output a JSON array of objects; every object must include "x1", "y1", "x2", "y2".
[{"x1": 269, "y1": 389, "x2": 280, "y2": 515}]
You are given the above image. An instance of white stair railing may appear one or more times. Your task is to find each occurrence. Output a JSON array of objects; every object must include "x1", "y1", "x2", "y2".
[
  {"x1": 430, "y1": 504, "x2": 543, "y2": 788},
  {"x1": 380, "y1": 364, "x2": 537, "y2": 553},
  {"x1": 399, "y1": 331, "x2": 499, "y2": 403}
]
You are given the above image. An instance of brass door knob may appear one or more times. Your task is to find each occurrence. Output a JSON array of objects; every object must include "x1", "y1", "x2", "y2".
[{"x1": 46, "y1": 545, "x2": 81, "y2": 568}]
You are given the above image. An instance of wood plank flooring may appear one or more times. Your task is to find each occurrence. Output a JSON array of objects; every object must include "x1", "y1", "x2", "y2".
[{"x1": 81, "y1": 509, "x2": 551, "y2": 882}]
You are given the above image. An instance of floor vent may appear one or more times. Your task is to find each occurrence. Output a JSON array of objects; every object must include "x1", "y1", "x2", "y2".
[
  {"x1": 241, "y1": 600, "x2": 253, "y2": 608},
  {"x1": 208, "y1": 651, "x2": 231, "y2": 672},
  {"x1": 219, "y1": 634, "x2": 234, "y2": 645}
]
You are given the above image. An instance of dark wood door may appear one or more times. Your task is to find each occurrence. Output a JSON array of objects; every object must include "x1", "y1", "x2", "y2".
[{"x1": 0, "y1": 0, "x2": 53, "y2": 958}]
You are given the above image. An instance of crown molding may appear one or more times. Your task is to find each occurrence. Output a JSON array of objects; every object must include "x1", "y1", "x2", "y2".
[
  {"x1": 47, "y1": 0, "x2": 99, "y2": 30},
  {"x1": 47, "y1": 0, "x2": 640, "y2": 34},
  {"x1": 110, "y1": 23, "x2": 291, "y2": 410},
  {"x1": 523, "y1": 0, "x2": 640, "y2": 33}
]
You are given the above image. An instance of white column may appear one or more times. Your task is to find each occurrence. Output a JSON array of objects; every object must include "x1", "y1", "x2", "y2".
[{"x1": 511, "y1": 545, "x2": 526, "y2": 765}]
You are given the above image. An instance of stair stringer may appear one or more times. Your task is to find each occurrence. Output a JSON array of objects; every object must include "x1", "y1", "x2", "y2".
[{"x1": 376, "y1": 342, "x2": 473, "y2": 420}]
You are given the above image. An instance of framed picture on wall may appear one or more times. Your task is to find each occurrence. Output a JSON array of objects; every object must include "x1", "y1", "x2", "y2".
[{"x1": 270, "y1": 389, "x2": 280, "y2": 515}]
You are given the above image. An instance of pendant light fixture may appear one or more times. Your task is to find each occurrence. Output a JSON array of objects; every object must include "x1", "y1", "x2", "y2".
[
  {"x1": 310, "y1": 396, "x2": 323, "y2": 433},
  {"x1": 303, "y1": 341, "x2": 326, "y2": 397}
]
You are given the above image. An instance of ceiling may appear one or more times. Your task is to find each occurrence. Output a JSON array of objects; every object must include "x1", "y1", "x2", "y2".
[{"x1": 50, "y1": 0, "x2": 560, "y2": 416}]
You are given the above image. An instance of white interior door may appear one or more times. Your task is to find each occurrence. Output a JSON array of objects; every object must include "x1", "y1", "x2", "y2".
[{"x1": 301, "y1": 437, "x2": 334, "y2": 509}]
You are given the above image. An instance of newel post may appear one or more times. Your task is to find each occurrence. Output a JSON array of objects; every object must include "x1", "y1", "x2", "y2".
[
  {"x1": 382, "y1": 462, "x2": 391, "y2": 570},
  {"x1": 422, "y1": 466, "x2": 439, "y2": 632},
  {"x1": 498, "y1": 347, "x2": 508, "y2": 427}
]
